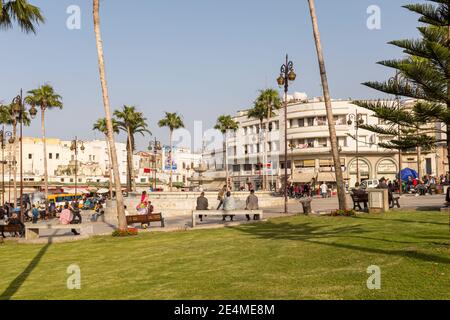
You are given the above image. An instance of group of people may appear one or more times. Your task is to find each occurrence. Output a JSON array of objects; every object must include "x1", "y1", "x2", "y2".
[
  {"x1": 196, "y1": 185, "x2": 259, "y2": 222},
  {"x1": 351, "y1": 177, "x2": 399, "y2": 209},
  {"x1": 288, "y1": 183, "x2": 314, "y2": 199},
  {"x1": 0, "y1": 207, "x2": 25, "y2": 238}
]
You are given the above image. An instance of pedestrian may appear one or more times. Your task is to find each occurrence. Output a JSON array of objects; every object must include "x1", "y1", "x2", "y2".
[
  {"x1": 320, "y1": 182, "x2": 328, "y2": 198},
  {"x1": 8, "y1": 213, "x2": 25, "y2": 237},
  {"x1": 217, "y1": 185, "x2": 227, "y2": 210},
  {"x1": 59, "y1": 204, "x2": 80, "y2": 235},
  {"x1": 245, "y1": 190, "x2": 259, "y2": 221}
]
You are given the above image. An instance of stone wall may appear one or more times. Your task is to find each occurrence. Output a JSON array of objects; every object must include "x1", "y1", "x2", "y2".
[{"x1": 104, "y1": 191, "x2": 284, "y2": 226}]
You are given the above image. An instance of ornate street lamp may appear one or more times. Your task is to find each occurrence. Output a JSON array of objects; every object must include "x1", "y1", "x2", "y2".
[
  {"x1": 0, "y1": 129, "x2": 13, "y2": 206},
  {"x1": 70, "y1": 137, "x2": 85, "y2": 198},
  {"x1": 277, "y1": 54, "x2": 297, "y2": 213},
  {"x1": 348, "y1": 112, "x2": 365, "y2": 185},
  {"x1": 148, "y1": 138, "x2": 162, "y2": 190}
]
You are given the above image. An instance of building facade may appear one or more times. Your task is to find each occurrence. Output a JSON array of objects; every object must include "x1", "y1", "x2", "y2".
[{"x1": 204, "y1": 96, "x2": 447, "y2": 191}]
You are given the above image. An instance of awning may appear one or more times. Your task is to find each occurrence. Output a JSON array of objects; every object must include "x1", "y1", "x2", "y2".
[
  {"x1": 63, "y1": 188, "x2": 90, "y2": 194},
  {"x1": 317, "y1": 172, "x2": 336, "y2": 182},
  {"x1": 96, "y1": 188, "x2": 110, "y2": 194},
  {"x1": 291, "y1": 172, "x2": 317, "y2": 183}
]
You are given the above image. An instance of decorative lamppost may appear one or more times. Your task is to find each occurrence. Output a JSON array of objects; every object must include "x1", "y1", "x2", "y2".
[
  {"x1": 12, "y1": 90, "x2": 37, "y2": 221},
  {"x1": 347, "y1": 112, "x2": 364, "y2": 185},
  {"x1": 148, "y1": 138, "x2": 162, "y2": 190},
  {"x1": 0, "y1": 128, "x2": 13, "y2": 206},
  {"x1": 277, "y1": 54, "x2": 297, "y2": 214},
  {"x1": 70, "y1": 137, "x2": 85, "y2": 198}
]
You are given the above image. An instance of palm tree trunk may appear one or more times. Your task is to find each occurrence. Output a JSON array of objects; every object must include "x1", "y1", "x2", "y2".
[
  {"x1": 12, "y1": 121, "x2": 17, "y2": 208},
  {"x1": 41, "y1": 108, "x2": 49, "y2": 213},
  {"x1": 224, "y1": 133, "x2": 229, "y2": 190},
  {"x1": 126, "y1": 128, "x2": 133, "y2": 192},
  {"x1": 308, "y1": 0, "x2": 347, "y2": 210},
  {"x1": 93, "y1": 0, "x2": 127, "y2": 230},
  {"x1": 417, "y1": 146, "x2": 422, "y2": 182},
  {"x1": 105, "y1": 135, "x2": 113, "y2": 199},
  {"x1": 169, "y1": 129, "x2": 173, "y2": 191},
  {"x1": 259, "y1": 120, "x2": 265, "y2": 191},
  {"x1": 264, "y1": 119, "x2": 269, "y2": 191}
]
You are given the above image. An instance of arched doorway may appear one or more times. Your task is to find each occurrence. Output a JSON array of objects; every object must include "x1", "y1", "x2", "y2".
[
  {"x1": 348, "y1": 158, "x2": 371, "y2": 188},
  {"x1": 376, "y1": 158, "x2": 398, "y2": 182}
]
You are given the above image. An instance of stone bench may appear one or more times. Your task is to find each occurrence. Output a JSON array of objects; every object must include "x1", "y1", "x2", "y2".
[
  {"x1": 192, "y1": 210, "x2": 263, "y2": 228},
  {"x1": 25, "y1": 224, "x2": 94, "y2": 240}
]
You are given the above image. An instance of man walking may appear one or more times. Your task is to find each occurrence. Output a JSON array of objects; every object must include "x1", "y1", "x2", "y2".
[{"x1": 217, "y1": 185, "x2": 227, "y2": 209}]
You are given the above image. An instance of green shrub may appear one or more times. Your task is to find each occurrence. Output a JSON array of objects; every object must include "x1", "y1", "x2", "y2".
[{"x1": 112, "y1": 228, "x2": 138, "y2": 237}]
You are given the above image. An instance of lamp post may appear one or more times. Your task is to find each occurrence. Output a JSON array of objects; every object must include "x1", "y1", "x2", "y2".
[
  {"x1": 347, "y1": 112, "x2": 364, "y2": 185},
  {"x1": 148, "y1": 138, "x2": 162, "y2": 190},
  {"x1": 12, "y1": 90, "x2": 37, "y2": 221},
  {"x1": 70, "y1": 137, "x2": 85, "y2": 198},
  {"x1": 277, "y1": 54, "x2": 297, "y2": 214},
  {"x1": 0, "y1": 128, "x2": 13, "y2": 206}
]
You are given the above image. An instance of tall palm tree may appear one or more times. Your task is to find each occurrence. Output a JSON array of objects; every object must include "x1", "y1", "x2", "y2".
[
  {"x1": 114, "y1": 105, "x2": 151, "y2": 192},
  {"x1": 250, "y1": 89, "x2": 282, "y2": 190},
  {"x1": 93, "y1": 0, "x2": 127, "y2": 230},
  {"x1": 25, "y1": 84, "x2": 62, "y2": 213},
  {"x1": 247, "y1": 103, "x2": 266, "y2": 190},
  {"x1": 0, "y1": 0, "x2": 44, "y2": 33},
  {"x1": 307, "y1": 0, "x2": 347, "y2": 210},
  {"x1": 2, "y1": 103, "x2": 31, "y2": 207},
  {"x1": 214, "y1": 115, "x2": 239, "y2": 190},
  {"x1": 158, "y1": 112, "x2": 184, "y2": 191},
  {"x1": 93, "y1": 117, "x2": 120, "y2": 199}
]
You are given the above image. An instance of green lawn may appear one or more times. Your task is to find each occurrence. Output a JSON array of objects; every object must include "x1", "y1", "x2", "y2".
[{"x1": 1, "y1": 211, "x2": 449, "y2": 300}]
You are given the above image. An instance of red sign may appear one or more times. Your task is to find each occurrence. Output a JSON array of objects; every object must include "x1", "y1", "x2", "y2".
[{"x1": 144, "y1": 168, "x2": 151, "y2": 174}]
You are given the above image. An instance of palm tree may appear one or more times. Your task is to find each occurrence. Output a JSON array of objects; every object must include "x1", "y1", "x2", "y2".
[
  {"x1": 93, "y1": 0, "x2": 127, "y2": 230},
  {"x1": 25, "y1": 84, "x2": 62, "y2": 212},
  {"x1": 114, "y1": 105, "x2": 151, "y2": 192},
  {"x1": 2, "y1": 103, "x2": 31, "y2": 207},
  {"x1": 158, "y1": 112, "x2": 184, "y2": 191},
  {"x1": 93, "y1": 117, "x2": 120, "y2": 199},
  {"x1": 214, "y1": 115, "x2": 239, "y2": 190},
  {"x1": 307, "y1": 0, "x2": 347, "y2": 210},
  {"x1": 249, "y1": 89, "x2": 282, "y2": 190},
  {"x1": 0, "y1": 0, "x2": 44, "y2": 33}
]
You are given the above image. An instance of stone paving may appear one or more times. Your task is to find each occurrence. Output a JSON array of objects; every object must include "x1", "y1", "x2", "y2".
[{"x1": 15, "y1": 193, "x2": 447, "y2": 243}]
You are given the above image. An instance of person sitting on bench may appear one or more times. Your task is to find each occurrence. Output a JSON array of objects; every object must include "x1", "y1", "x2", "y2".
[
  {"x1": 196, "y1": 192, "x2": 209, "y2": 222},
  {"x1": 222, "y1": 191, "x2": 236, "y2": 222},
  {"x1": 8, "y1": 213, "x2": 25, "y2": 238},
  {"x1": 353, "y1": 183, "x2": 368, "y2": 211},
  {"x1": 245, "y1": 190, "x2": 259, "y2": 221}
]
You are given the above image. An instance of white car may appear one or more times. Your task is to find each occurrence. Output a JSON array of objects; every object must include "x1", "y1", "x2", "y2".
[{"x1": 361, "y1": 179, "x2": 379, "y2": 189}]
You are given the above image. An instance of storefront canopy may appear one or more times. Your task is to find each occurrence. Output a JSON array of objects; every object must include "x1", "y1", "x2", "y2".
[
  {"x1": 291, "y1": 172, "x2": 317, "y2": 183},
  {"x1": 317, "y1": 172, "x2": 336, "y2": 183}
]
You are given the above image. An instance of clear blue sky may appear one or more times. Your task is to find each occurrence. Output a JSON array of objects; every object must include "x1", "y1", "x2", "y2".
[{"x1": 0, "y1": 0, "x2": 425, "y2": 150}]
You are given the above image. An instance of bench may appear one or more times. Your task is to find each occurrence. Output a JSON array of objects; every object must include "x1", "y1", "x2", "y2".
[
  {"x1": 350, "y1": 193, "x2": 368, "y2": 211},
  {"x1": 25, "y1": 224, "x2": 94, "y2": 240},
  {"x1": 1, "y1": 224, "x2": 24, "y2": 237},
  {"x1": 192, "y1": 210, "x2": 264, "y2": 228},
  {"x1": 126, "y1": 213, "x2": 165, "y2": 228}
]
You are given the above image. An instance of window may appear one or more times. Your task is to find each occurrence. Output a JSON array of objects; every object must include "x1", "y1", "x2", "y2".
[
  {"x1": 60, "y1": 178, "x2": 64, "y2": 182},
  {"x1": 28, "y1": 154, "x2": 32, "y2": 159},
  {"x1": 307, "y1": 138, "x2": 315, "y2": 148},
  {"x1": 317, "y1": 116, "x2": 327, "y2": 126},
  {"x1": 338, "y1": 137, "x2": 348, "y2": 147},
  {"x1": 56, "y1": 153, "x2": 60, "y2": 160},
  {"x1": 89, "y1": 155, "x2": 92, "y2": 161},
  {"x1": 244, "y1": 164, "x2": 252, "y2": 171},
  {"x1": 244, "y1": 145, "x2": 249, "y2": 155},
  {"x1": 49, "y1": 153, "x2": 53, "y2": 159},
  {"x1": 318, "y1": 138, "x2": 328, "y2": 147},
  {"x1": 232, "y1": 165, "x2": 240, "y2": 172},
  {"x1": 71, "y1": 155, "x2": 75, "y2": 161},
  {"x1": 307, "y1": 118, "x2": 314, "y2": 126},
  {"x1": 140, "y1": 178, "x2": 146, "y2": 183},
  {"x1": 298, "y1": 118, "x2": 305, "y2": 127},
  {"x1": 92, "y1": 155, "x2": 95, "y2": 161}
]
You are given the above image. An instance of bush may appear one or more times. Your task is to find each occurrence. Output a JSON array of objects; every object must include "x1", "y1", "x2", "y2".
[
  {"x1": 331, "y1": 209, "x2": 355, "y2": 217},
  {"x1": 112, "y1": 228, "x2": 138, "y2": 237}
]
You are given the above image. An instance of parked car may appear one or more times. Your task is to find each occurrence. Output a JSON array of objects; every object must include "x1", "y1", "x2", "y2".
[{"x1": 361, "y1": 179, "x2": 379, "y2": 189}]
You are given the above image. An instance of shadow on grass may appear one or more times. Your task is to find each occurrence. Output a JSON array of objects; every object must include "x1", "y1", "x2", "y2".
[
  {"x1": 0, "y1": 231, "x2": 57, "y2": 300},
  {"x1": 236, "y1": 221, "x2": 450, "y2": 265},
  {"x1": 352, "y1": 215, "x2": 448, "y2": 226}
]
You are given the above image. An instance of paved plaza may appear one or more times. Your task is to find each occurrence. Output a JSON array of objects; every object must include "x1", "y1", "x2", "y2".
[{"x1": 15, "y1": 193, "x2": 447, "y2": 243}]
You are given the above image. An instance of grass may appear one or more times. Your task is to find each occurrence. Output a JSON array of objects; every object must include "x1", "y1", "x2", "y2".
[{"x1": 0, "y1": 210, "x2": 449, "y2": 300}]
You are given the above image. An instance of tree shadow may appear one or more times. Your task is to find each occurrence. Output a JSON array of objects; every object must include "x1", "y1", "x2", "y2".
[
  {"x1": 0, "y1": 231, "x2": 56, "y2": 300},
  {"x1": 352, "y1": 215, "x2": 448, "y2": 226},
  {"x1": 236, "y1": 221, "x2": 450, "y2": 265}
]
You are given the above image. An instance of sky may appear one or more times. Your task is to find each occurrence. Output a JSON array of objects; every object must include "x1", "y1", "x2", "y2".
[{"x1": 0, "y1": 0, "x2": 426, "y2": 151}]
